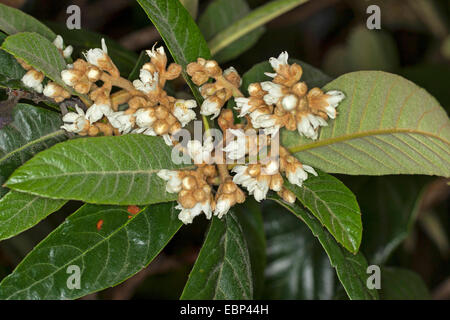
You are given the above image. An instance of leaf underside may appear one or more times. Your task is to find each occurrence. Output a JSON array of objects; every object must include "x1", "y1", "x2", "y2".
[{"x1": 283, "y1": 71, "x2": 450, "y2": 176}]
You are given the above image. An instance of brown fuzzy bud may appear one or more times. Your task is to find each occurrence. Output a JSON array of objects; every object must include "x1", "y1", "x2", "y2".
[
  {"x1": 292, "y1": 82, "x2": 308, "y2": 97},
  {"x1": 88, "y1": 125, "x2": 99, "y2": 136},
  {"x1": 74, "y1": 80, "x2": 91, "y2": 94},
  {"x1": 179, "y1": 192, "x2": 196, "y2": 209},
  {"x1": 223, "y1": 67, "x2": 241, "y2": 88},
  {"x1": 278, "y1": 188, "x2": 296, "y2": 203},
  {"x1": 169, "y1": 122, "x2": 182, "y2": 135},
  {"x1": 204, "y1": 60, "x2": 221, "y2": 77},
  {"x1": 182, "y1": 175, "x2": 197, "y2": 191},
  {"x1": 94, "y1": 122, "x2": 114, "y2": 136},
  {"x1": 193, "y1": 189, "x2": 207, "y2": 202},
  {"x1": 155, "y1": 105, "x2": 169, "y2": 119},
  {"x1": 247, "y1": 164, "x2": 261, "y2": 177},
  {"x1": 165, "y1": 63, "x2": 182, "y2": 80},
  {"x1": 153, "y1": 119, "x2": 169, "y2": 135},
  {"x1": 128, "y1": 96, "x2": 149, "y2": 110}
]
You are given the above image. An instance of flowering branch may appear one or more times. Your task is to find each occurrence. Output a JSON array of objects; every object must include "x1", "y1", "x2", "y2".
[{"x1": 15, "y1": 36, "x2": 345, "y2": 225}]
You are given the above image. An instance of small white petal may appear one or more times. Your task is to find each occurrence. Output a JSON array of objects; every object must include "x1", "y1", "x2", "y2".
[
  {"x1": 63, "y1": 45, "x2": 73, "y2": 59},
  {"x1": 53, "y1": 35, "x2": 63, "y2": 49},
  {"x1": 303, "y1": 165, "x2": 318, "y2": 176},
  {"x1": 200, "y1": 98, "x2": 221, "y2": 119},
  {"x1": 214, "y1": 199, "x2": 232, "y2": 219},
  {"x1": 163, "y1": 134, "x2": 173, "y2": 146}
]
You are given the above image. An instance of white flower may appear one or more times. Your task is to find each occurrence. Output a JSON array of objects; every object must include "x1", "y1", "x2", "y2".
[
  {"x1": 107, "y1": 111, "x2": 134, "y2": 134},
  {"x1": 157, "y1": 169, "x2": 182, "y2": 193},
  {"x1": 264, "y1": 125, "x2": 280, "y2": 136},
  {"x1": 133, "y1": 69, "x2": 159, "y2": 94},
  {"x1": 187, "y1": 137, "x2": 214, "y2": 164},
  {"x1": 251, "y1": 113, "x2": 278, "y2": 135},
  {"x1": 146, "y1": 45, "x2": 165, "y2": 59},
  {"x1": 261, "y1": 81, "x2": 284, "y2": 105},
  {"x1": 85, "y1": 103, "x2": 113, "y2": 123},
  {"x1": 214, "y1": 198, "x2": 232, "y2": 219},
  {"x1": 84, "y1": 38, "x2": 108, "y2": 67},
  {"x1": 253, "y1": 180, "x2": 270, "y2": 202},
  {"x1": 232, "y1": 166, "x2": 269, "y2": 202},
  {"x1": 266, "y1": 51, "x2": 289, "y2": 77},
  {"x1": 134, "y1": 108, "x2": 156, "y2": 128},
  {"x1": 200, "y1": 97, "x2": 221, "y2": 119},
  {"x1": 223, "y1": 129, "x2": 246, "y2": 160},
  {"x1": 61, "y1": 105, "x2": 88, "y2": 133},
  {"x1": 323, "y1": 90, "x2": 345, "y2": 119},
  {"x1": 173, "y1": 99, "x2": 197, "y2": 127},
  {"x1": 296, "y1": 114, "x2": 327, "y2": 140},
  {"x1": 21, "y1": 70, "x2": 43, "y2": 93},
  {"x1": 281, "y1": 94, "x2": 298, "y2": 111},
  {"x1": 234, "y1": 97, "x2": 252, "y2": 117},
  {"x1": 286, "y1": 164, "x2": 317, "y2": 187},
  {"x1": 176, "y1": 201, "x2": 212, "y2": 224}
]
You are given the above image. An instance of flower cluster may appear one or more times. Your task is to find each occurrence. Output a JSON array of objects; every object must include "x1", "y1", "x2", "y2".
[
  {"x1": 234, "y1": 52, "x2": 345, "y2": 139},
  {"x1": 18, "y1": 35, "x2": 72, "y2": 98},
  {"x1": 187, "y1": 59, "x2": 241, "y2": 119},
  {"x1": 58, "y1": 40, "x2": 197, "y2": 144},
  {"x1": 20, "y1": 36, "x2": 344, "y2": 225}
]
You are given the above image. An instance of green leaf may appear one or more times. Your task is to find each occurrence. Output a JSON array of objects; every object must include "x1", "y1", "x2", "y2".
[
  {"x1": 6, "y1": 135, "x2": 192, "y2": 205},
  {"x1": 282, "y1": 71, "x2": 450, "y2": 176},
  {"x1": 46, "y1": 23, "x2": 138, "y2": 77},
  {"x1": 234, "y1": 199, "x2": 266, "y2": 298},
  {"x1": 208, "y1": 0, "x2": 309, "y2": 55},
  {"x1": 0, "y1": 47, "x2": 25, "y2": 89},
  {"x1": 0, "y1": 191, "x2": 66, "y2": 241},
  {"x1": 270, "y1": 197, "x2": 379, "y2": 300},
  {"x1": 199, "y1": 0, "x2": 265, "y2": 63},
  {"x1": 0, "y1": 31, "x2": 25, "y2": 89},
  {"x1": 380, "y1": 267, "x2": 431, "y2": 300},
  {"x1": 262, "y1": 201, "x2": 337, "y2": 299},
  {"x1": 343, "y1": 175, "x2": 429, "y2": 264},
  {"x1": 284, "y1": 170, "x2": 362, "y2": 253},
  {"x1": 0, "y1": 103, "x2": 67, "y2": 198},
  {"x1": 180, "y1": 212, "x2": 253, "y2": 300},
  {"x1": 1, "y1": 32, "x2": 71, "y2": 92},
  {"x1": 0, "y1": 202, "x2": 182, "y2": 299},
  {"x1": 0, "y1": 3, "x2": 56, "y2": 41},
  {"x1": 136, "y1": 0, "x2": 212, "y2": 103}
]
